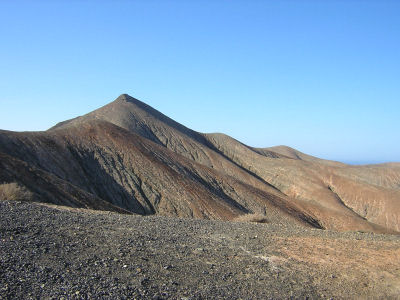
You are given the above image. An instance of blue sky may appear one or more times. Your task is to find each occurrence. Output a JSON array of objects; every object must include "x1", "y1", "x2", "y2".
[{"x1": 0, "y1": 1, "x2": 399, "y2": 164}]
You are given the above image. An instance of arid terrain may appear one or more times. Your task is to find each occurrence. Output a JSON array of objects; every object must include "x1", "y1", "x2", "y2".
[
  {"x1": 1, "y1": 94, "x2": 400, "y2": 298},
  {"x1": 1, "y1": 201, "x2": 400, "y2": 299}
]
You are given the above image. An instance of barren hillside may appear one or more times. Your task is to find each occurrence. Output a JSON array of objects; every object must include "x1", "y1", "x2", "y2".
[{"x1": 0, "y1": 94, "x2": 399, "y2": 234}]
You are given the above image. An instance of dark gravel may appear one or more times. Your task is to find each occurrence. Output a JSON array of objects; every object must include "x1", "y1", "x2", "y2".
[{"x1": 1, "y1": 201, "x2": 399, "y2": 299}]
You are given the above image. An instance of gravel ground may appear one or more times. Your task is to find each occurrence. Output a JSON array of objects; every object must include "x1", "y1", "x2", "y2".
[{"x1": 1, "y1": 201, "x2": 400, "y2": 299}]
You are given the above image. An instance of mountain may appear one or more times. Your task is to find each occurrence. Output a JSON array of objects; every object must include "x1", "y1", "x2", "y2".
[
  {"x1": 1, "y1": 94, "x2": 399, "y2": 234},
  {"x1": 203, "y1": 133, "x2": 400, "y2": 232}
]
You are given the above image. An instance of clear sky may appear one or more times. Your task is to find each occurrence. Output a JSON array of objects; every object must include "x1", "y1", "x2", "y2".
[{"x1": 0, "y1": 1, "x2": 399, "y2": 164}]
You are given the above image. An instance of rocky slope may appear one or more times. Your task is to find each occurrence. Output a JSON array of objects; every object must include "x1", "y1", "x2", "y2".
[
  {"x1": 204, "y1": 133, "x2": 400, "y2": 232},
  {"x1": 0, "y1": 120, "x2": 319, "y2": 227},
  {"x1": 0, "y1": 94, "x2": 399, "y2": 233},
  {"x1": 1, "y1": 201, "x2": 399, "y2": 299}
]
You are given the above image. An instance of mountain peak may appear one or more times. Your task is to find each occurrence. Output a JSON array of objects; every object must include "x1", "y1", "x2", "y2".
[{"x1": 115, "y1": 93, "x2": 135, "y2": 102}]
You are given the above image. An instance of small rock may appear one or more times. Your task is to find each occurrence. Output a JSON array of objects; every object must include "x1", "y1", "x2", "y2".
[{"x1": 163, "y1": 265, "x2": 172, "y2": 270}]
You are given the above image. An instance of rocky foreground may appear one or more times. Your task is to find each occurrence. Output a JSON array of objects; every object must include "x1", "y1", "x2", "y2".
[{"x1": 1, "y1": 201, "x2": 399, "y2": 299}]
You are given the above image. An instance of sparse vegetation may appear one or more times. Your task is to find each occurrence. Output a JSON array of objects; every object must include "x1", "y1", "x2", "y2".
[
  {"x1": 234, "y1": 213, "x2": 269, "y2": 223},
  {"x1": 0, "y1": 182, "x2": 33, "y2": 201}
]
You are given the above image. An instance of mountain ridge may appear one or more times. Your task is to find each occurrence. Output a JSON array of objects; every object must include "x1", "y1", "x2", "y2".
[{"x1": 1, "y1": 93, "x2": 399, "y2": 234}]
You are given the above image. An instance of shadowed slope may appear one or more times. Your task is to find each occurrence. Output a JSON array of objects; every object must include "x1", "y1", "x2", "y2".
[
  {"x1": 0, "y1": 152, "x2": 130, "y2": 214},
  {"x1": 49, "y1": 94, "x2": 294, "y2": 199},
  {"x1": 0, "y1": 121, "x2": 321, "y2": 227}
]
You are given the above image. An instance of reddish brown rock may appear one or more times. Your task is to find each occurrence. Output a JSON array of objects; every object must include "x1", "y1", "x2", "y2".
[{"x1": 1, "y1": 94, "x2": 399, "y2": 234}]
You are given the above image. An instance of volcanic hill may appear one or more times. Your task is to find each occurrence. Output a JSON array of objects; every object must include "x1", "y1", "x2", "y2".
[
  {"x1": 0, "y1": 94, "x2": 399, "y2": 233},
  {"x1": 1, "y1": 94, "x2": 400, "y2": 299}
]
